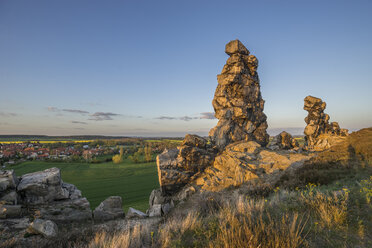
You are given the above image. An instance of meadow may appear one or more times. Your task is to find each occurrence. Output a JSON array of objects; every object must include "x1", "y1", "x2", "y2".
[{"x1": 10, "y1": 158, "x2": 159, "y2": 212}]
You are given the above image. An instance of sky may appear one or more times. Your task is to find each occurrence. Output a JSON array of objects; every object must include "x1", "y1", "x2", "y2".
[{"x1": 0, "y1": 0, "x2": 371, "y2": 137}]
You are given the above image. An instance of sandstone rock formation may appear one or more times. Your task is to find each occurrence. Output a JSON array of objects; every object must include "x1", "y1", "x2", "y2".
[
  {"x1": 193, "y1": 141, "x2": 311, "y2": 192},
  {"x1": 93, "y1": 196, "x2": 125, "y2": 221},
  {"x1": 304, "y1": 96, "x2": 348, "y2": 151},
  {"x1": 157, "y1": 135, "x2": 215, "y2": 195},
  {"x1": 209, "y1": 39, "x2": 269, "y2": 150},
  {"x1": 156, "y1": 40, "x2": 271, "y2": 196},
  {"x1": 269, "y1": 131, "x2": 299, "y2": 150}
]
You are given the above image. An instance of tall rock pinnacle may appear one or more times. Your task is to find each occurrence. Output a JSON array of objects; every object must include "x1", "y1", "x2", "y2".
[
  {"x1": 209, "y1": 40, "x2": 269, "y2": 149},
  {"x1": 304, "y1": 95, "x2": 348, "y2": 150}
]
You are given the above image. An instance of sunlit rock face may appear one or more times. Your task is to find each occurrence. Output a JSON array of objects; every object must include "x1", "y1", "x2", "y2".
[
  {"x1": 209, "y1": 40, "x2": 269, "y2": 150},
  {"x1": 304, "y1": 95, "x2": 348, "y2": 151},
  {"x1": 157, "y1": 135, "x2": 215, "y2": 196}
]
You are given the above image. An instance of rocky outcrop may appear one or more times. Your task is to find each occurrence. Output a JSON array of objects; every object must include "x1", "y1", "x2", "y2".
[
  {"x1": 157, "y1": 135, "x2": 215, "y2": 195},
  {"x1": 0, "y1": 167, "x2": 92, "y2": 224},
  {"x1": 93, "y1": 196, "x2": 125, "y2": 221},
  {"x1": 193, "y1": 141, "x2": 312, "y2": 192},
  {"x1": 17, "y1": 168, "x2": 69, "y2": 204},
  {"x1": 269, "y1": 131, "x2": 299, "y2": 150},
  {"x1": 304, "y1": 96, "x2": 348, "y2": 151},
  {"x1": 209, "y1": 40, "x2": 269, "y2": 150},
  {"x1": 156, "y1": 40, "x2": 271, "y2": 197}
]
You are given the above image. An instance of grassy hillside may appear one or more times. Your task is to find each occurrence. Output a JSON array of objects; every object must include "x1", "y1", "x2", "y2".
[
  {"x1": 79, "y1": 128, "x2": 372, "y2": 248},
  {"x1": 10, "y1": 159, "x2": 159, "y2": 212}
]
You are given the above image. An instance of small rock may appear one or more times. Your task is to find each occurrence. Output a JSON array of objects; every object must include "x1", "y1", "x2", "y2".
[
  {"x1": 126, "y1": 207, "x2": 147, "y2": 219},
  {"x1": 148, "y1": 204, "x2": 162, "y2": 217},
  {"x1": 93, "y1": 196, "x2": 124, "y2": 221},
  {"x1": 27, "y1": 219, "x2": 58, "y2": 238}
]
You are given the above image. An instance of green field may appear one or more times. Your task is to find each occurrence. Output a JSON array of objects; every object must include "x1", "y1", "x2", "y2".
[{"x1": 9, "y1": 159, "x2": 159, "y2": 212}]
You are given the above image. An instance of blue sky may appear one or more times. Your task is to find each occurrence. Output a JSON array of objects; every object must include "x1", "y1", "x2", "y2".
[{"x1": 0, "y1": 0, "x2": 371, "y2": 136}]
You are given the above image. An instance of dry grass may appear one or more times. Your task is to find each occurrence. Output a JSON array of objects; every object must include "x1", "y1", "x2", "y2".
[
  {"x1": 84, "y1": 224, "x2": 150, "y2": 248},
  {"x1": 156, "y1": 195, "x2": 308, "y2": 248}
]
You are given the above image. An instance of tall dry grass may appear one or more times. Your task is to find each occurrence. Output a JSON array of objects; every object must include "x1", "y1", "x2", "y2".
[
  {"x1": 85, "y1": 224, "x2": 149, "y2": 248},
  {"x1": 157, "y1": 195, "x2": 308, "y2": 248}
]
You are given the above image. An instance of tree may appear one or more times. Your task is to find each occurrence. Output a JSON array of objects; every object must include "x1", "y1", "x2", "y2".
[
  {"x1": 129, "y1": 147, "x2": 142, "y2": 163},
  {"x1": 144, "y1": 145, "x2": 152, "y2": 162},
  {"x1": 112, "y1": 146, "x2": 124, "y2": 164}
]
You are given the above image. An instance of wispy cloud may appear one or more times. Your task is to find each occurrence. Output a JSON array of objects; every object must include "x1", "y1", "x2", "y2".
[
  {"x1": 155, "y1": 116, "x2": 177, "y2": 120},
  {"x1": 63, "y1": 109, "x2": 89, "y2": 114},
  {"x1": 0, "y1": 112, "x2": 17, "y2": 117},
  {"x1": 71, "y1": 121, "x2": 88, "y2": 125},
  {"x1": 155, "y1": 112, "x2": 216, "y2": 121},
  {"x1": 48, "y1": 107, "x2": 89, "y2": 115},
  {"x1": 89, "y1": 112, "x2": 120, "y2": 121},
  {"x1": 179, "y1": 116, "x2": 198, "y2": 121},
  {"x1": 200, "y1": 112, "x2": 216, "y2": 119}
]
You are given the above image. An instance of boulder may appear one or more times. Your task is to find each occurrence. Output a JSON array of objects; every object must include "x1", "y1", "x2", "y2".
[
  {"x1": 270, "y1": 131, "x2": 299, "y2": 150},
  {"x1": 17, "y1": 167, "x2": 69, "y2": 204},
  {"x1": 303, "y1": 96, "x2": 348, "y2": 151},
  {"x1": 93, "y1": 196, "x2": 124, "y2": 221},
  {"x1": 225, "y1": 39, "x2": 250, "y2": 55},
  {"x1": 209, "y1": 40, "x2": 269, "y2": 150},
  {"x1": 126, "y1": 207, "x2": 147, "y2": 219},
  {"x1": 27, "y1": 219, "x2": 58, "y2": 238},
  {"x1": 36, "y1": 197, "x2": 92, "y2": 223}
]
